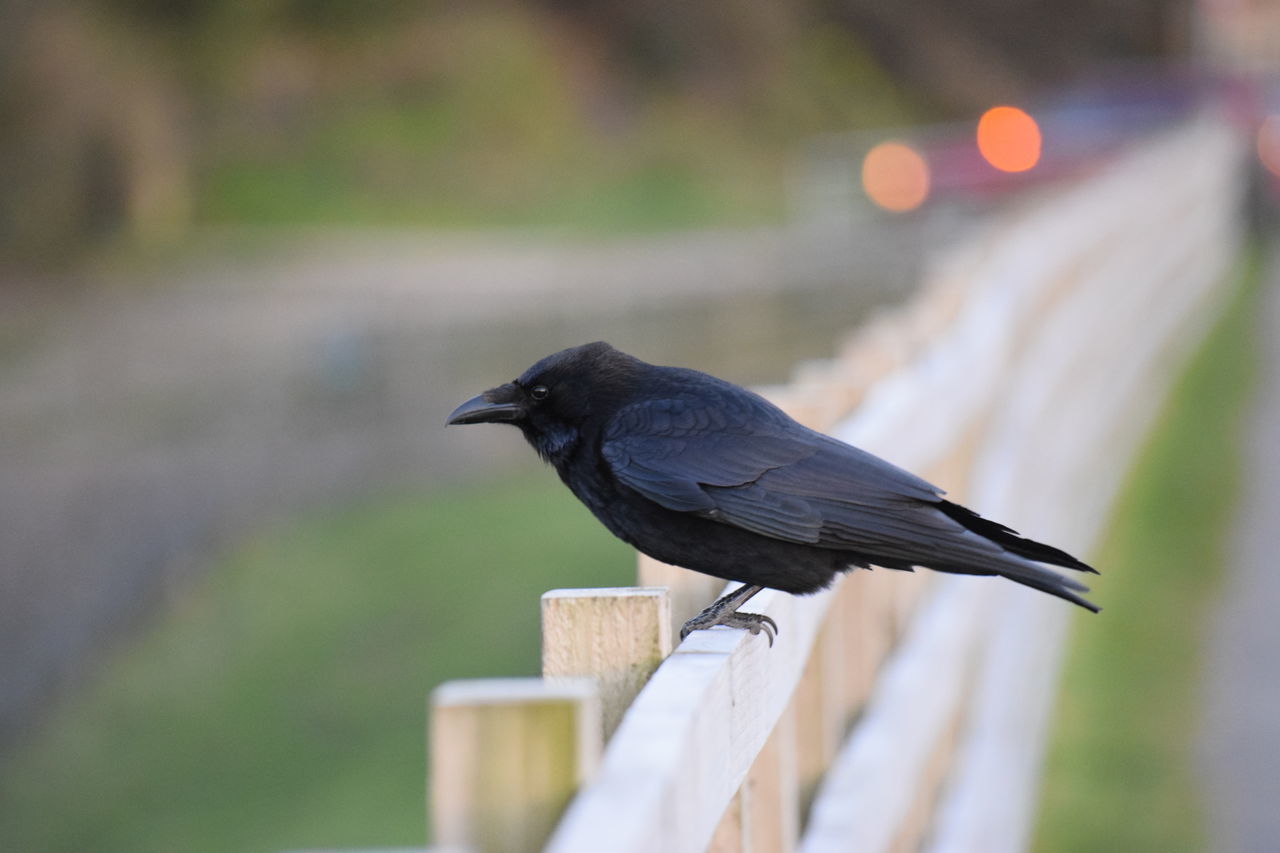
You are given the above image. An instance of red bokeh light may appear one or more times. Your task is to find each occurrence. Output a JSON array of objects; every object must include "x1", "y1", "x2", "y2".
[{"x1": 977, "y1": 106, "x2": 1041, "y2": 173}]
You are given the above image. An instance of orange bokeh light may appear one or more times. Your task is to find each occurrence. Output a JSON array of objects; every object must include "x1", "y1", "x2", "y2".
[
  {"x1": 1259, "y1": 115, "x2": 1280, "y2": 178},
  {"x1": 977, "y1": 106, "x2": 1041, "y2": 173},
  {"x1": 861, "y1": 141, "x2": 930, "y2": 213}
]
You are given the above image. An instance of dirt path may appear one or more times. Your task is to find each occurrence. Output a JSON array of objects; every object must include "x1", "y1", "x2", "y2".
[{"x1": 1200, "y1": 244, "x2": 1280, "y2": 853}]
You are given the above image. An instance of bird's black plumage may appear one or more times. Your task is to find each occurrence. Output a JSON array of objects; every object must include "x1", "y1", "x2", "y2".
[{"x1": 448, "y1": 342, "x2": 1098, "y2": 640}]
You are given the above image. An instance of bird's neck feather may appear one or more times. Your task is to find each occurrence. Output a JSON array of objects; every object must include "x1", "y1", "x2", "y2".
[{"x1": 523, "y1": 421, "x2": 579, "y2": 465}]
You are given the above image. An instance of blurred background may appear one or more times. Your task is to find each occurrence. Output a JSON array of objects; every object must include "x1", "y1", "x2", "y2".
[{"x1": 1, "y1": 0, "x2": 1278, "y2": 851}]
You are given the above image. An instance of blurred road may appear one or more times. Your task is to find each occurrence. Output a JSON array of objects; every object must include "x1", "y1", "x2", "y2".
[{"x1": 1201, "y1": 242, "x2": 1280, "y2": 853}]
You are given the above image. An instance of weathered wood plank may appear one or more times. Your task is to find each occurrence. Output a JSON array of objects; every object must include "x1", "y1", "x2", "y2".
[
  {"x1": 430, "y1": 679, "x2": 601, "y2": 853},
  {"x1": 541, "y1": 587, "x2": 672, "y2": 740},
  {"x1": 798, "y1": 580, "x2": 988, "y2": 853},
  {"x1": 544, "y1": 587, "x2": 833, "y2": 853},
  {"x1": 926, "y1": 118, "x2": 1243, "y2": 853}
]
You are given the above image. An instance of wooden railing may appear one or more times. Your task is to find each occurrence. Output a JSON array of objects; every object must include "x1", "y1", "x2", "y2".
[{"x1": 425, "y1": 116, "x2": 1245, "y2": 853}]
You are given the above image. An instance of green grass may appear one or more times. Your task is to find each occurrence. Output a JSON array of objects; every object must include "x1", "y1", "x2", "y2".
[
  {"x1": 195, "y1": 79, "x2": 795, "y2": 235},
  {"x1": 0, "y1": 472, "x2": 632, "y2": 853},
  {"x1": 193, "y1": 10, "x2": 921, "y2": 234},
  {"x1": 193, "y1": 10, "x2": 778, "y2": 233},
  {"x1": 202, "y1": 144, "x2": 781, "y2": 234},
  {"x1": 1033, "y1": 249, "x2": 1262, "y2": 852}
]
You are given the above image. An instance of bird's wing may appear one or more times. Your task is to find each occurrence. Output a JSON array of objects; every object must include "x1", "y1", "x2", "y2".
[{"x1": 601, "y1": 390, "x2": 946, "y2": 548}]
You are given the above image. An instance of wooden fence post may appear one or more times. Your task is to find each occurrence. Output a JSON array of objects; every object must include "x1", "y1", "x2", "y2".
[
  {"x1": 429, "y1": 678, "x2": 601, "y2": 853},
  {"x1": 541, "y1": 587, "x2": 673, "y2": 740}
]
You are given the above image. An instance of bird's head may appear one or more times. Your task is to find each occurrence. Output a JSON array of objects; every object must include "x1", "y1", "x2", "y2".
[{"x1": 446, "y1": 341, "x2": 643, "y2": 462}]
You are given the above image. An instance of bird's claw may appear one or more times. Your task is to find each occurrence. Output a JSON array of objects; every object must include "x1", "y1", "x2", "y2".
[{"x1": 680, "y1": 610, "x2": 778, "y2": 647}]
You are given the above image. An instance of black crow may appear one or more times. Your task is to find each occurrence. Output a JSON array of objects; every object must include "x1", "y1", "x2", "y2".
[{"x1": 447, "y1": 342, "x2": 1097, "y2": 644}]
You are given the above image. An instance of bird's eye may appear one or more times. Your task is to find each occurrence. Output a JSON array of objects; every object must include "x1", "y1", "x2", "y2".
[{"x1": 530, "y1": 385, "x2": 549, "y2": 401}]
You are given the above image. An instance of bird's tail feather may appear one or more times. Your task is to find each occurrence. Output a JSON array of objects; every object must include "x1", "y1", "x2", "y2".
[
  {"x1": 1015, "y1": 574, "x2": 1100, "y2": 612},
  {"x1": 934, "y1": 499, "x2": 1097, "y2": 574},
  {"x1": 927, "y1": 499, "x2": 1100, "y2": 612},
  {"x1": 994, "y1": 562, "x2": 1100, "y2": 612},
  {"x1": 933, "y1": 556, "x2": 1101, "y2": 613}
]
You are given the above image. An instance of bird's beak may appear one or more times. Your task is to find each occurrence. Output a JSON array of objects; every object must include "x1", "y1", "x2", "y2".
[{"x1": 446, "y1": 385, "x2": 525, "y2": 425}]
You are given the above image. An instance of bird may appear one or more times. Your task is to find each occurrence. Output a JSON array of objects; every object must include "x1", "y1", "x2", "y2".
[{"x1": 447, "y1": 341, "x2": 1097, "y2": 645}]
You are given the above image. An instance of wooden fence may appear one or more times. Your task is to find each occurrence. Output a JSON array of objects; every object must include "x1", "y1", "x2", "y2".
[{"x1": 426, "y1": 116, "x2": 1245, "y2": 853}]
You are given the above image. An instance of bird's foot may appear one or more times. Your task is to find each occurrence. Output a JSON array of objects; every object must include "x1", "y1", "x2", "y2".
[{"x1": 680, "y1": 609, "x2": 778, "y2": 646}]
